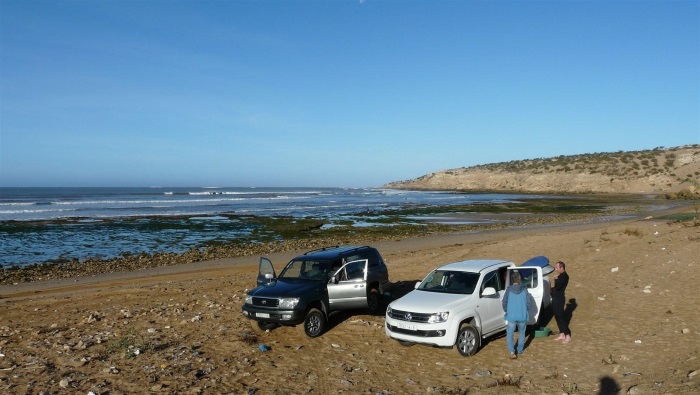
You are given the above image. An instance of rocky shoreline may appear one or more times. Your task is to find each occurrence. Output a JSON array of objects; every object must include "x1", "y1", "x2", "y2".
[{"x1": 0, "y1": 208, "x2": 659, "y2": 286}]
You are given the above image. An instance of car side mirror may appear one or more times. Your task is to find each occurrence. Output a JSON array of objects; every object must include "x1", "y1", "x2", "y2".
[{"x1": 482, "y1": 287, "x2": 497, "y2": 297}]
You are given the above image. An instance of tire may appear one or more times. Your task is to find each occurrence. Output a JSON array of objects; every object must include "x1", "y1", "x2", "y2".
[
  {"x1": 301, "y1": 308, "x2": 326, "y2": 338},
  {"x1": 257, "y1": 321, "x2": 278, "y2": 332},
  {"x1": 398, "y1": 340, "x2": 415, "y2": 347},
  {"x1": 456, "y1": 324, "x2": 480, "y2": 356},
  {"x1": 367, "y1": 289, "x2": 380, "y2": 313}
]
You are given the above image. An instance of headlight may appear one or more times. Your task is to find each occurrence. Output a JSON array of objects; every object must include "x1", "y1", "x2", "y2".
[
  {"x1": 279, "y1": 297, "x2": 300, "y2": 309},
  {"x1": 428, "y1": 311, "x2": 449, "y2": 323},
  {"x1": 244, "y1": 295, "x2": 253, "y2": 305},
  {"x1": 386, "y1": 305, "x2": 392, "y2": 316}
]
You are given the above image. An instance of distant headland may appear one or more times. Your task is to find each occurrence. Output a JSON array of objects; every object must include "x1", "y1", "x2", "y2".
[{"x1": 384, "y1": 144, "x2": 700, "y2": 197}]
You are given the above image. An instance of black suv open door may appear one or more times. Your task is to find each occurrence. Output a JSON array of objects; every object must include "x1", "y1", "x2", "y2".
[{"x1": 257, "y1": 257, "x2": 276, "y2": 286}]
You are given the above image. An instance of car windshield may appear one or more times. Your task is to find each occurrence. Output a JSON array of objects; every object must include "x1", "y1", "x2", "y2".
[
  {"x1": 418, "y1": 270, "x2": 480, "y2": 294},
  {"x1": 279, "y1": 259, "x2": 328, "y2": 281}
]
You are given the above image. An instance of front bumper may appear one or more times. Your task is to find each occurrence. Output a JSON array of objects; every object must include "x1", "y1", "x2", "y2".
[
  {"x1": 242, "y1": 304, "x2": 305, "y2": 325},
  {"x1": 384, "y1": 315, "x2": 456, "y2": 347}
]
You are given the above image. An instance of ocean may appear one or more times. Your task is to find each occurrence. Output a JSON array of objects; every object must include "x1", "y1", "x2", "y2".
[{"x1": 0, "y1": 187, "x2": 537, "y2": 268}]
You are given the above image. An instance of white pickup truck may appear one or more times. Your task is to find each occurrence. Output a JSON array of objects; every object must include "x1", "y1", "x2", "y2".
[{"x1": 385, "y1": 257, "x2": 552, "y2": 356}]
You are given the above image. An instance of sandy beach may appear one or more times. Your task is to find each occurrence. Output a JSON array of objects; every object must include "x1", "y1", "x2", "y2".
[{"x1": 0, "y1": 206, "x2": 698, "y2": 394}]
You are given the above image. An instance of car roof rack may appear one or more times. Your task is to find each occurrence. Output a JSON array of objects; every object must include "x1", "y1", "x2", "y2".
[
  {"x1": 302, "y1": 245, "x2": 369, "y2": 256},
  {"x1": 303, "y1": 246, "x2": 341, "y2": 255}
]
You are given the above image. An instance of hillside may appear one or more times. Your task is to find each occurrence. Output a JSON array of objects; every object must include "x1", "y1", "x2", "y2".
[{"x1": 384, "y1": 144, "x2": 700, "y2": 196}]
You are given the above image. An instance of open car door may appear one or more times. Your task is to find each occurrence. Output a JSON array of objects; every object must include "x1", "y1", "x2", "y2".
[
  {"x1": 521, "y1": 255, "x2": 554, "y2": 308},
  {"x1": 327, "y1": 259, "x2": 369, "y2": 310},
  {"x1": 257, "y1": 257, "x2": 276, "y2": 286},
  {"x1": 506, "y1": 266, "x2": 544, "y2": 325}
]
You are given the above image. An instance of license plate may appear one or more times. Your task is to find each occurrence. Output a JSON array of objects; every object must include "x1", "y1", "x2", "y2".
[
  {"x1": 256, "y1": 313, "x2": 270, "y2": 318},
  {"x1": 397, "y1": 322, "x2": 416, "y2": 331}
]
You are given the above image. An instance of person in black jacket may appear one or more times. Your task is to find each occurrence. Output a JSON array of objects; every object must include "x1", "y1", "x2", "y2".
[{"x1": 551, "y1": 261, "x2": 571, "y2": 343}]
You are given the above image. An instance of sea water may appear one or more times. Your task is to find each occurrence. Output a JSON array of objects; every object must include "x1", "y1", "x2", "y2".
[{"x1": 0, "y1": 187, "x2": 535, "y2": 267}]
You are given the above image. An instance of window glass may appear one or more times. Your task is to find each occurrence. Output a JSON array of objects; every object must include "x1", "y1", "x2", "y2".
[
  {"x1": 515, "y1": 268, "x2": 539, "y2": 288},
  {"x1": 342, "y1": 260, "x2": 366, "y2": 281},
  {"x1": 279, "y1": 260, "x2": 303, "y2": 279},
  {"x1": 418, "y1": 270, "x2": 479, "y2": 294},
  {"x1": 482, "y1": 270, "x2": 501, "y2": 292},
  {"x1": 367, "y1": 249, "x2": 380, "y2": 267},
  {"x1": 344, "y1": 254, "x2": 361, "y2": 263},
  {"x1": 279, "y1": 260, "x2": 326, "y2": 281}
]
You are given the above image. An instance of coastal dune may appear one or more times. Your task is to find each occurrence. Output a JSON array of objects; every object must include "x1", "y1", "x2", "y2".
[{"x1": 1, "y1": 208, "x2": 698, "y2": 394}]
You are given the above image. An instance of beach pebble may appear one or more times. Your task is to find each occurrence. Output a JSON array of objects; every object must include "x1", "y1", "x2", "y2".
[
  {"x1": 85, "y1": 313, "x2": 100, "y2": 323},
  {"x1": 611, "y1": 267, "x2": 619, "y2": 272},
  {"x1": 634, "y1": 340, "x2": 642, "y2": 344},
  {"x1": 688, "y1": 369, "x2": 699, "y2": 378},
  {"x1": 59, "y1": 378, "x2": 70, "y2": 388},
  {"x1": 682, "y1": 328, "x2": 691, "y2": 334},
  {"x1": 598, "y1": 296, "x2": 606, "y2": 301},
  {"x1": 474, "y1": 370, "x2": 491, "y2": 377},
  {"x1": 627, "y1": 385, "x2": 641, "y2": 394}
]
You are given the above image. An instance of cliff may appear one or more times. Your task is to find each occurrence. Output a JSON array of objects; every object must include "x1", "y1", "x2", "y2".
[{"x1": 384, "y1": 145, "x2": 700, "y2": 196}]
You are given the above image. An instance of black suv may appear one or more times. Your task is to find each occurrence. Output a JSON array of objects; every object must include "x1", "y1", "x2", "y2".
[{"x1": 242, "y1": 245, "x2": 390, "y2": 337}]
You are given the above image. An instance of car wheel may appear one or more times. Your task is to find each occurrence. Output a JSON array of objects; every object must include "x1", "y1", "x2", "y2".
[
  {"x1": 398, "y1": 340, "x2": 415, "y2": 347},
  {"x1": 367, "y1": 289, "x2": 380, "y2": 313},
  {"x1": 456, "y1": 324, "x2": 480, "y2": 356},
  {"x1": 257, "y1": 321, "x2": 278, "y2": 332},
  {"x1": 301, "y1": 308, "x2": 326, "y2": 338}
]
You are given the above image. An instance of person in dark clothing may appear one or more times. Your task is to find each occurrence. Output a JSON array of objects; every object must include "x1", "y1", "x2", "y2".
[
  {"x1": 502, "y1": 271, "x2": 531, "y2": 359},
  {"x1": 551, "y1": 261, "x2": 571, "y2": 343}
]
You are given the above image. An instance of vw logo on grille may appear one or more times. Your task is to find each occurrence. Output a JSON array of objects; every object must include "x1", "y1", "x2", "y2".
[
  {"x1": 262, "y1": 300, "x2": 267, "y2": 305},
  {"x1": 404, "y1": 313, "x2": 412, "y2": 321}
]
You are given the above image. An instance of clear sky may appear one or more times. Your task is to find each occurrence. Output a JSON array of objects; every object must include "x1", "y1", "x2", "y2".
[{"x1": 1, "y1": 0, "x2": 698, "y2": 188}]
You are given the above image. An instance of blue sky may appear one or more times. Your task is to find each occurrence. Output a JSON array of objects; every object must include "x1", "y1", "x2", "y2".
[{"x1": 1, "y1": 0, "x2": 698, "y2": 188}]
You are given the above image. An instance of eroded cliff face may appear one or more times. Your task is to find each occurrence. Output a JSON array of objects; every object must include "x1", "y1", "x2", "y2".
[{"x1": 384, "y1": 145, "x2": 700, "y2": 194}]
